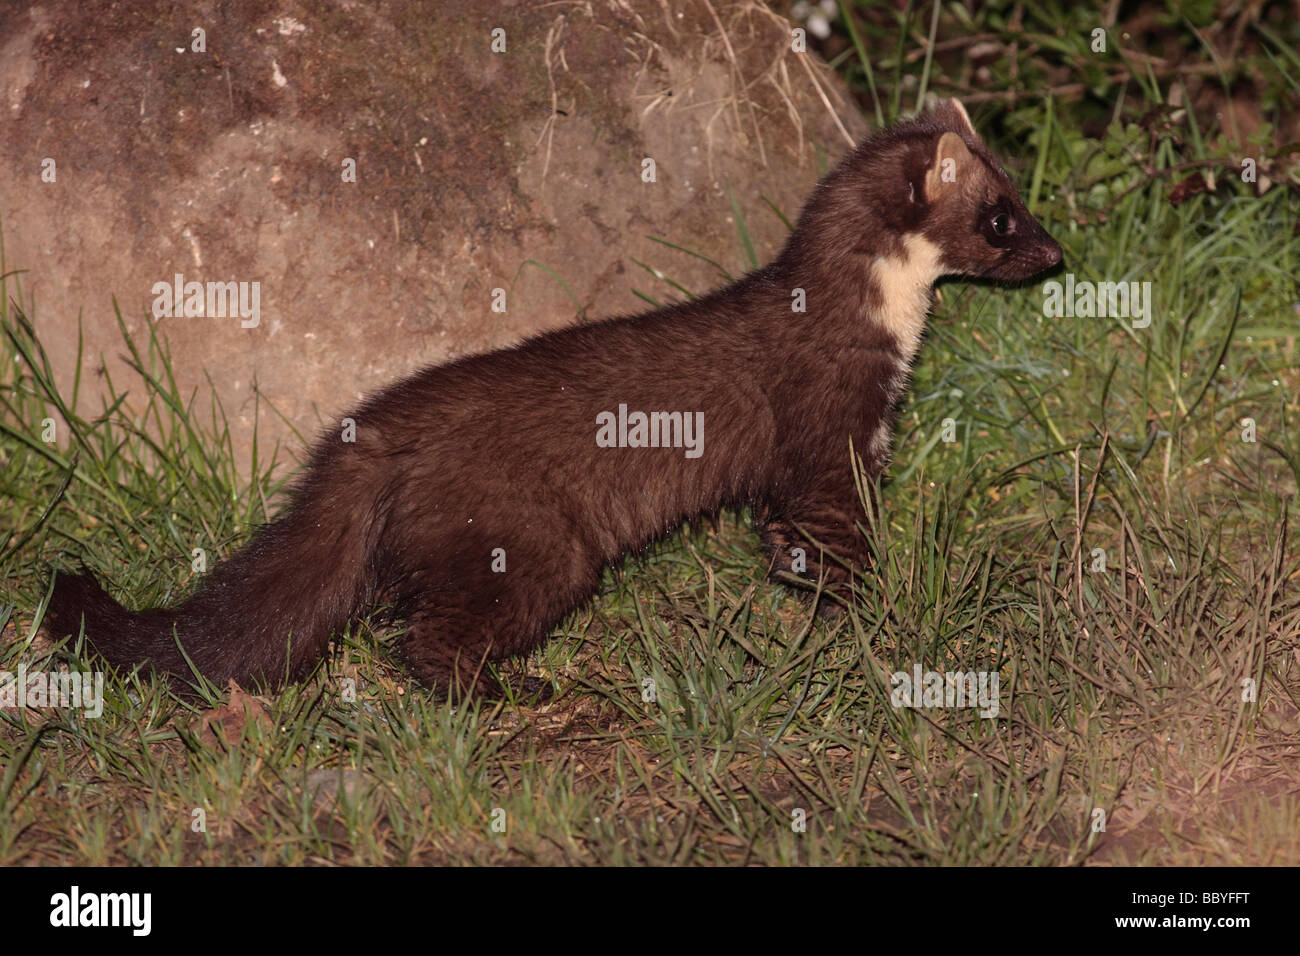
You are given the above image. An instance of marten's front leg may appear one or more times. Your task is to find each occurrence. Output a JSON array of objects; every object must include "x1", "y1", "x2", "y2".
[{"x1": 756, "y1": 485, "x2": 872, "y2": 615}]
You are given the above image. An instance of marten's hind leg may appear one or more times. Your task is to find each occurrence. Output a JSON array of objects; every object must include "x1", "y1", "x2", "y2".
[
  {"x1": 393, "y1": 531, "x2": 600, "y2": 701},
  {"x1": 398, "y1": 600, "x2": 505, "y2": 700},
  {"x1": 397, "y1": 576, "x2": 563, "y2": 702}
]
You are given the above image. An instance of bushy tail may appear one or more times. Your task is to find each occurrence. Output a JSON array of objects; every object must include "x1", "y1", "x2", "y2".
[{"x1": 46, "y1": 489, "x2": 376, "y2": 692}]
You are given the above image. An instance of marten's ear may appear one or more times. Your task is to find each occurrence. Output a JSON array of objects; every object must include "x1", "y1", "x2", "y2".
[
  {"x1": 923, "y1": 131, "x2": 974, "y2": 203},
  {"x1": 944, "y1": 98, "x2": 977, "y2": 137}
]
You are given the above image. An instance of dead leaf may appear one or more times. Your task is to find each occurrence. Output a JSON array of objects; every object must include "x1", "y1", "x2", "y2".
[{"x1": 195, "y1": 679, "x2": 272, "y2": 749}]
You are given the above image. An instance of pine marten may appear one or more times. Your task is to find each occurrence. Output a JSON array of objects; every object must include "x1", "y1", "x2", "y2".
[{"x1": 46, "y1": 99, "x2": 1062, "y2": 700}]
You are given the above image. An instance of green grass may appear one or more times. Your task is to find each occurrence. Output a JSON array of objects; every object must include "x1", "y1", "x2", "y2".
[{"x1": 1, "y1": 1, "x2": 1299, "y2": 865}]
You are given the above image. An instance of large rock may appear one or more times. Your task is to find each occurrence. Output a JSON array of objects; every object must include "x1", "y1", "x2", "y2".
[{"x1": 0, "y1": 0, "x2": 866, "y2": 469}]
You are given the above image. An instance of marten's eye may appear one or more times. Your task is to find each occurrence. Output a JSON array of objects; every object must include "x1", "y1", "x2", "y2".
[{"x1": 991, "y1": 212, "x2": 1013, "y2": 236}]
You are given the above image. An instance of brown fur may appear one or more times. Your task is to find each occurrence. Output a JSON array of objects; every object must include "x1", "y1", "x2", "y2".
[{"x1": 45, "y1": 100, "x2": 1062, "y2": 699}]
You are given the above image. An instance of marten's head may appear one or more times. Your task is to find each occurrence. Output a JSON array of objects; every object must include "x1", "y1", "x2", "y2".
[
  {"x1": 786, "y1": 99, "x2": 1062, "y2": 285},
  {"x1": 908, "y1": 99, "x2": 1062, "y2": 281}
]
